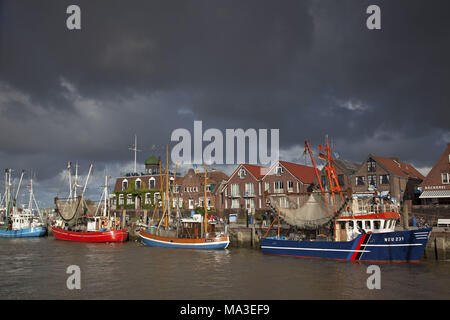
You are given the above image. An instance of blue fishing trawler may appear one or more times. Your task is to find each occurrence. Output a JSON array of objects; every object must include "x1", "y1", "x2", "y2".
[
  {"x1": 261, "y1": 138, "x2": 431, "y2": 262},
  {"x1": 261, "y1": 212, "x2": 431, "y2": 262}
]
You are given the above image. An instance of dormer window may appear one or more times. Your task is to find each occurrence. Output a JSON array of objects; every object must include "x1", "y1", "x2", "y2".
[
  {"x1": 135, "y1": 178, "x2": 141, "y2": 190},
  {"x1": 122, "y1": 179, "x2": 128, "y2": 191},
  {"x1": 149, "y1": 177, "x2": 155, "y2": 189},
  {"x1": 239, "y1": 168, "x2": 247, "y2": 178}
]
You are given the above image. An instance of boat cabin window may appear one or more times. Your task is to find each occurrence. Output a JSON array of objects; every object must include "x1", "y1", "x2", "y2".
[
  {"x1": 357, "y1": 221, "x2": 362, "y2": 229},
  {"x1": 348, "y1": 221, "x2": 354, "y2": 229},
  {"x1": 374, "y1": 220, "x2": 381, "y2": 229},
  {"x1": 339, "y1": 221, "x2": 346, "y2": 229},
  {"x1": 365, "y1": 220, "x2": 371, "y2": 229}
]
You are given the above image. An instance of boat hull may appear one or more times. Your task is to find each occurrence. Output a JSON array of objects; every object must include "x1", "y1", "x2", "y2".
[
  {"x1": 52, "y1": 227, "x2": 128, "y2": 242},
  {"x1": 0, "y1": 226, "x2": 47, "y2": 238},
  {"x1": 139, "y1": 230, "x2": 230, "y2": 249},
  {"x1": 261, "y1": 228, "x2": 432, "y2": 262}
]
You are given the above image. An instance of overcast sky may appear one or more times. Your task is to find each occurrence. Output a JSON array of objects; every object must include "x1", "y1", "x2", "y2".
[{"x1": 0, "y1": 0, "x2": 449, "y2": 207}]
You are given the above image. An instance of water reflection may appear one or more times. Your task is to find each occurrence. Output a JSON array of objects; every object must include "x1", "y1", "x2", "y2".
[{"x1": 0, "y1": 237, "x2": 449, "y2": 300}]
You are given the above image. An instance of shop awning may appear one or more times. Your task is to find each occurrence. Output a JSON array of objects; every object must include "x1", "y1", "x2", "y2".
[{"x1": 419, "y1": 190, "x2": 450, "y2": 198}]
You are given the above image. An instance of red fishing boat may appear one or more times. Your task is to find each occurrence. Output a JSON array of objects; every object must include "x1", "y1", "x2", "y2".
[
  {"x1": 52, "y1": 225, "x2": 128, "y2": 242},
  {"x1": 52, "y1": 163, "x2": 128, "y2": 243}
]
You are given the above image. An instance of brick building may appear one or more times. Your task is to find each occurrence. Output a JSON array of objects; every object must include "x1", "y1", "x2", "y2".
[
  {"x1": 218, "y1": 161, "x2": 316, "y2": 216},
  {"x1": 419, "y1": 143, "x2": 450, "y2": 204},
  {"x1": 352, "y1": 154, "x2": 424, "y2": 204},
  {"x1": 172, "y1": 168, "x2": 229, "y2": 211}
]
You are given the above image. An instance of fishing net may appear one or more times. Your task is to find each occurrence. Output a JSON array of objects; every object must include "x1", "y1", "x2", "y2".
[
  {"x1": 270, "y1": 193, "x2": 342, "y2": 229},
  {"x1": 54, "y1": 196, "x2": 83, "y2": 222}
]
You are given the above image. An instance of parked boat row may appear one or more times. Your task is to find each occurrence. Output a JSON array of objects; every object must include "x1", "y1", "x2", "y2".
[{"x1": 0, "y1": 140, "x2": 432, "y2": 262}]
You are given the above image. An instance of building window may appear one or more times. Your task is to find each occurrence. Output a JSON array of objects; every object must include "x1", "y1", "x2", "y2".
[
  {"x1": 127, "y1": 194, "x2": 134, "y2": 204},
  {"x1": 274, "y1": 181, "x2": 284, "y2": 193},
  {"x1": 265, "y1": 182, "x2": 270, "y2": 192},
  {"x1": 119, "y1": 194, "x2": 124, "y2": 205},
  {"x1": 135, "y1": 179, "x2": 141, "y2": 190},
  {"x1": 245, "y1": 183, "x2": 254, "y2": 196},
  {"x1": 380, "y1": 174, "x2": 390, "y2": 185},
  {"x1": 245, "y1": 198, "x2": 255, "y2": 209},
  {"x1": 356, "y1": 176, "x2": 365, "y2": 186},
  {"x1": 231, "y1": 199, "x2": 240, "y2": 208},
  {"x1": 287, "y1": 181, "x2": 294, "y2": 192},
  {"x1": 122, "y1": 180, "x2": 128, "y2": 191},
  {"x1": 239, "y1": 168, "x2": 246, "y2": 178},
  {"x1": 442, "y1": 173, "x2": 450, "y2": 184},
  {"x1": 367, "y1": 175, "x2": 377, "y2": 187},
  {"x1": 231, "y1": 184, "x2": 240, "y2": 197},
  {"x1": 145, "y1": 193, "x2": 151, "y2": 205},
  {"x1": 149, "y1": 178, "x2": 155, "y2": 189},
  {"x1": 367, "y1": 159, "x2": 376, "y2": 172},
  {"x1": 279, "y1": 197, "x2": 288, "y2": 208}
]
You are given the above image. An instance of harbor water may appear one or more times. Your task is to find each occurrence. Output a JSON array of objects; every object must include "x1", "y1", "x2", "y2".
[{"x1": 0, "y1": 237, "x2": 449, "y2": 300}]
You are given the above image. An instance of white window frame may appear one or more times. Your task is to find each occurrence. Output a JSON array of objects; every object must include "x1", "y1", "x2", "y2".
[{"x1": 442, "y1": 173, "x2": 450, "y2": 184}]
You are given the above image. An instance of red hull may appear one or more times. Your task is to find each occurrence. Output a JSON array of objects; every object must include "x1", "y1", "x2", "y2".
[{"x1": 52, "y1": 227, "x2": 128, "y2": 242}]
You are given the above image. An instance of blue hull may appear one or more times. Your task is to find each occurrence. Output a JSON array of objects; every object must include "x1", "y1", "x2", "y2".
[
  {"x1": 0, "y1": 226, "x2": 47, "y2": 238},
  {"x1": 261, "y1": 228, "x2": 431, "y2": 262}
]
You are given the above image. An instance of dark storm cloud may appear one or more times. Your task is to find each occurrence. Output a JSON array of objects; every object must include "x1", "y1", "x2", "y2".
[{"x1": 0, "y1": 0, "x2": 449, "y2": 206}]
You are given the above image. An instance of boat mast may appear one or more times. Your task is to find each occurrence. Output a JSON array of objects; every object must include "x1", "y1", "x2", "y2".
[
  {"x1": 14, "y1": 170, "x2": 25, "y2": 208},
  {"x1": 203, "y1": 163, "x2": 208, "y2": 236},
  {"x1": 4, "y1": 169, "x2": 11, "y2": 226},
  {"x1": 81, "y1": 164, "x2": 94, "y2": 198},
  {"x1": 67, "y1": 161, "x2": 72, "y2": 199},
  {"x1": 165, "y1": 144, "x2": 169, "y2": 228},
  {"x1": 73, "y1": 162, "x2": 79, "y2": 198},
  {"x1": 305, "y1": 140, "x2": 327, "y2": 203},
  {"x1": 104, "y1": 175, "x2": 108, "y2": 217}
]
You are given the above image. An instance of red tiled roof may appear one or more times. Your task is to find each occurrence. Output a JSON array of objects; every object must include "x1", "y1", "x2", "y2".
[
  {"x1": 399, "y1": 162, "x2": 425, "y2": 180},
  {"x1": 372, "y1": 155, "x2": 424, "y2": 179},
  {"x1": 371, "y1": 155, "x2": 406, "y2": 176},
  {"x1": 279, "y1": 161, "x2": 316, "y2": 184},
  {"x1": 242, "y1": 164, "x2": 266, "y2": 179}
]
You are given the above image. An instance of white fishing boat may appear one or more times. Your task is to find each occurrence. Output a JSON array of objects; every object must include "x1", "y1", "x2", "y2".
[{"x1": 0, "y1": 169, "x2": 47, "y2": 238}]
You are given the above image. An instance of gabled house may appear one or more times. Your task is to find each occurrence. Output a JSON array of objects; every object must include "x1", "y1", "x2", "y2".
[
  {"x1": 352, "y1": 154, "x2": 424, "y2": 204},
  {"x1": 419, "y1": 143, "x2": 450, "y2": 204},
  {"x1": 218, "y1": 164, "x2": 267, "y2": 212},
  {"x1": 258, "y1": 160, "x2": 315, "y2": 211},
  {"x1": 262, "y1": 160, "x2": 315, "y2": 206}
]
